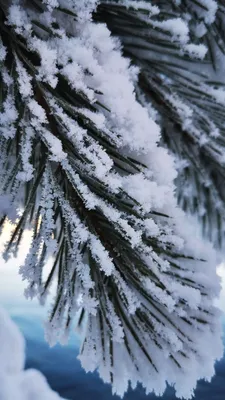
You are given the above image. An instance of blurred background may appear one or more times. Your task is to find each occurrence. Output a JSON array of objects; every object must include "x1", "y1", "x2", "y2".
[{"x1": 0, "y1": 226, "x2": 224, "y2": 400}]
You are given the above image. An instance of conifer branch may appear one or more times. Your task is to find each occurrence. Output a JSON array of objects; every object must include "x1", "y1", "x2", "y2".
[{"x1": 0, "y1": 1, "x2": 223, "y2": 398}]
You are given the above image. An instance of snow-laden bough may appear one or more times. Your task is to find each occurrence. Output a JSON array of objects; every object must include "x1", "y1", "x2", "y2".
[{"x1": 0, "y1": 1, "x2": 223, "y2": 398}]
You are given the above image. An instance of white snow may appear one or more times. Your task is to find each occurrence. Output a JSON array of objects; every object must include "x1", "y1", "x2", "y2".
[{"x1": 0, "y1": 306, "x2": 64, "y2": 400}]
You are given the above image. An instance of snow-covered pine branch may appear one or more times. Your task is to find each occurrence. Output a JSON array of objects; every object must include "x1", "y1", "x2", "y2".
[
  {"x1": 96, "y1": 0, "x2": 225, "y2": 248},
  {"x1": 0, "y1": 1, "x2": 223, "y2": 399}
]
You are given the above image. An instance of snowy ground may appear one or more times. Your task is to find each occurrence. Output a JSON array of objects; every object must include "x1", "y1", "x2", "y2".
[
  {"x1": 0, "y1": 226, "x2": 66, "y2": 399},
  {"x1": 0, "y1": 306, "x2": 65, "y2": 400}
]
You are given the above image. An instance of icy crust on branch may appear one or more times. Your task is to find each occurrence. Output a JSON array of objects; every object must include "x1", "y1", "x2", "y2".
[
  {"x1": 0, "y1": 307, "x2": 64, "y2": 400},
  {"x1": 0, "y1": 1, "x2": 223, "y2": 399}
]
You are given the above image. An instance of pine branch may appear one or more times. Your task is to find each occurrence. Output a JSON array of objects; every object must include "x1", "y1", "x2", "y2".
[
  {"x1": 95, "y1": 0, "x2": 225, "y2": 247},
  {"x1": 0, "y1": 1, "x2": 223, "y2": 398}
]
